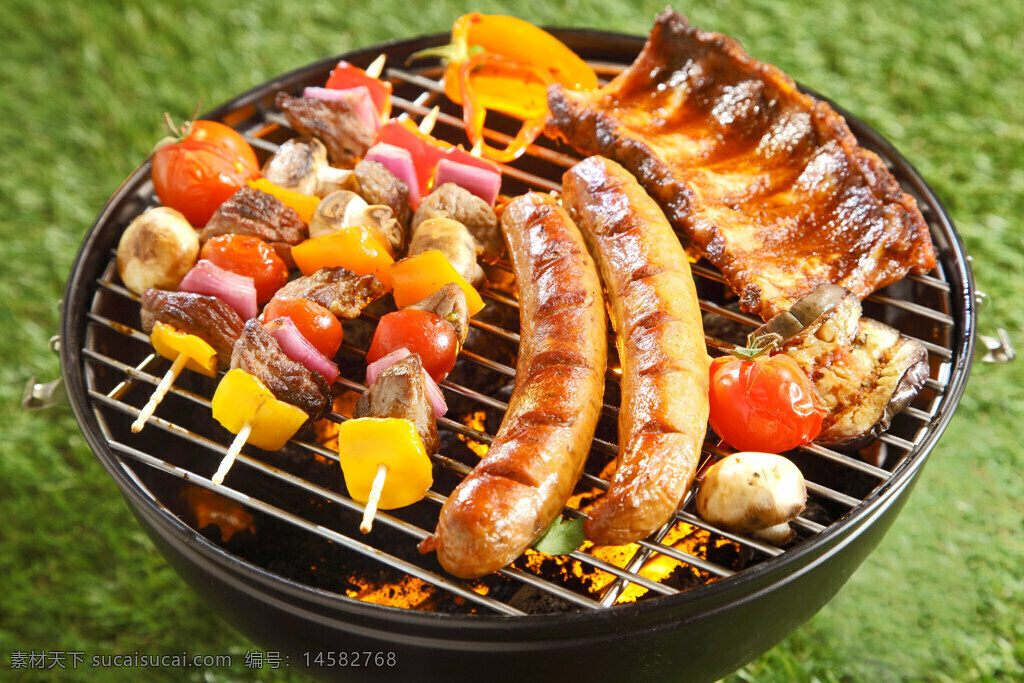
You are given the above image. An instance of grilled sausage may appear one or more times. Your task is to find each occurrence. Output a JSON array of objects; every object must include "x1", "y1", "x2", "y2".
[
  {"x1": 562, "y1": 156, "x2": 710, "y2": 546},
  {"x1": 427, "y1": 192, "x2": 607, "y2": 578}
]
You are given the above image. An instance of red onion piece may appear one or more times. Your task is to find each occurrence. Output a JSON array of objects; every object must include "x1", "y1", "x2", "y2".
[
  {"x1": 420, "y1": 369, "x2": 448, "y2": 419},
  {"x1": 365, "y1": 347, "x2": 447, "y2": 418},
  {"x1": 303, "y1": 86, "x2": 381, "y2": 134},
  {"x1": 365, "y1": 347, "x2": 412, "y2": 386},
  {"x1": 178, "y1": 259, "x2": 257, "y2": 321},
  {"x1": 264, "y1": 317, "x2": 340, "y2": 384},
  {"x1": 364, "y1": 142, "x2": 420, "y2": 205},
  {"x1": 434, "y1": 158, "x2": 502, "y2": 206}
]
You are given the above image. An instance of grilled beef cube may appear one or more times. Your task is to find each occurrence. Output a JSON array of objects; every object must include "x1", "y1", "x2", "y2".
[
  {"x1": 412, "y1": 183, "x2": 502, "y2": 260},
  {"x1": 782, "y1": 293, "x2": 929, "y2": 449},
  {"x1": 231, "y1": 319, "x2": 331, "y2": 421},
  {"x1": 354, "y1": 159, "x2": 411, "y2": 229},
  {"x1": 273, "y1": 267, "x2": 385, "y2": 320},
  {"x1": 354, "y1": 354, "x2": 440, "y2": 455},
  {"x1": 140, "y1": 289, "x2": 244, "y2": 370},
  {"x1": 276, "y1": 92, "x2": 374, "y2": 168},
  {"x1": 198, "y1": 187, "x2": 308, "y2": 268},
  {"x1": 403, "y1": 282, "x2": 469, "y2": 345}
]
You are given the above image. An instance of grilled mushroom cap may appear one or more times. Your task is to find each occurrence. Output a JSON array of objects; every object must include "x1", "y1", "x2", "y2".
[
  {"x1": 308, "y1": 190, "x2": 403, "y2": 254},
  {"x1": 408, "y1": 217, "x2": 484, "y2": 287},
  {"x1": 117, "y1": 207, "x2": 199, "y2": 295},
  {"x1": 696, "y1": 452, "x2": 807, "y2": 544},
  {"x1": 262, "y1": 137, "x2": 353, "y2": 197}
]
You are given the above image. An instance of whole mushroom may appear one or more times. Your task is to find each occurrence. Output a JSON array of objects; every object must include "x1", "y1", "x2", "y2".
[
  {"x1": 695, "y1": 451, "x2": 807, "y2": 545},
  {"x1": 116, "y1": 206, "x2": 199, "y2": 295}
]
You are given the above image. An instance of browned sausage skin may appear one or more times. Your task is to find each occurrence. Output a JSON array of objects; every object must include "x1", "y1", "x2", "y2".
[
  {"x1": 429, "y1": 192, "x2": 607, "y2": 578},
  {"x1": 562, "y1": 156, "x2": 710, "y2": 547}
]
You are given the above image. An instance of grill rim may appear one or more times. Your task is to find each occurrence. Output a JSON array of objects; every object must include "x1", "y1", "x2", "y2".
[{"x1": 59, "y1": 27, "x2": 977, "y2": 634}]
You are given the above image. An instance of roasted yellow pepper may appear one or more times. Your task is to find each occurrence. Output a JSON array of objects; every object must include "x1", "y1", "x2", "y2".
[
  {"x1": 390, "y1": 250, "x2": 485, "y2": 315},
  {"x1": 336, "y1": 418, "x2": 432, "y2": 510},
  {"x1": 211, "y1": 368, "x2": 308, "y2": 451},
  {"x1": 150, "y1": 321, "x2": 218, "y2": 377}
]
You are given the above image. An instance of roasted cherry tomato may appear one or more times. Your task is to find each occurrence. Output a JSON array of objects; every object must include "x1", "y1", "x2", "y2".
[
  {"x1": 152, "y1": 120, "x2": 260, "y2": 227},
  {"x1": 708, "y1": 353, "x2": 826, "y2": 454},
  {"x1": 200, "y1": 234, "x2": 288, "y2": 304},
  {"x1": 262, "y1": 297, "x2": 344, "y2": 359},
  {"x1": 366, "y1": 309, "x2": 458, "y2": 381}
]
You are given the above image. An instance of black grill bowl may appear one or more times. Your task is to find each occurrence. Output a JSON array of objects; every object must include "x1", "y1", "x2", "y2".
[{"x1": 60, "y1": 30, "x2": 976, "y2": 682}]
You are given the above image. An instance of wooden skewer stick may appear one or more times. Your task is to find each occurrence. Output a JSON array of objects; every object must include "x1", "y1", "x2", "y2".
[
  {"x1": 365, "y1": 54, "x2": 386, "y2": 79},
  {"x1": 418, "y1": 106, "x2": 440, "y2": 135},
  {"x1": 212, "y1": 421, "x2": 252, "y2": 486},
  {"x1": 131, "y1": 353, "x2": 189, "y2": 433},
  {"x1": 359, "y1": 462, "x2": 389, "y2": 533}
]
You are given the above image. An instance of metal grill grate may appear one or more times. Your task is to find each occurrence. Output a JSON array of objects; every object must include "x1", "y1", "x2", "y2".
[{"x1": 75, "y1": 55, "x2": 957, "y2": 617}]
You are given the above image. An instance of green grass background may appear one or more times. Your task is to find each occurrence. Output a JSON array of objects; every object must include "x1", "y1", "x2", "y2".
[{"x1": 1, "y1": 0, "x2": 1021, "y2": 680}]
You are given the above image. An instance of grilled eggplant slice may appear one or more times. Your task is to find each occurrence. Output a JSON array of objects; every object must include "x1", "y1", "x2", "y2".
[{"x1": 782, "y1": 292, "x2": 929, "y2": 449}]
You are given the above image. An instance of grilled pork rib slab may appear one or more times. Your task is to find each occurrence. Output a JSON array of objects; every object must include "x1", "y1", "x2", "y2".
[{"x1": 547, "y1": 9, "x2": 937, "y2": 321}]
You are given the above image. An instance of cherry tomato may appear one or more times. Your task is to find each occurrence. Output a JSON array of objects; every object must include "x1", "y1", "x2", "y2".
[
  {"x1": 708, "y1": 353, "x2": 826, "y2": 454},
  {"x1": 200, "y1": 235, "x2": 288, "y2": 304},
  {"x1": 152, "y1": 120, "x2": 260, "y2": 227},
  {"x1": 366, "y1": 309, "x2": 459, "y2": 381},
  {"x1": 263, "y1": 297, "x2": 343, "y2": 359}
]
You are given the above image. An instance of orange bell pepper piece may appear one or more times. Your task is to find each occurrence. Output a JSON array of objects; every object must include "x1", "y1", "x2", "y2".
[
  {"x1": 441, "y1": 13, "x2": 598, "y2": 108},
  {"x1": 412, "y1": 13, "x2": 597, "y2": 162},
  {"x1": 247, "y1": 178, "x2": 321, "y2": 225},
  {"x1": 390, "y1": 250, "x2": 485, "y2": 315},
  {"x1": 291, "y1": 225, "x2": 394, "y2": 290}
]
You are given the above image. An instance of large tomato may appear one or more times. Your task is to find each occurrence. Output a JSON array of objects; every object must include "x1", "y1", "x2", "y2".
[
  {"x1": 366, "y1": 309, "x2": 459, "y2": 381},
  {"x1": 151, "y1": 120, "x2": 260, "y2": 227},
  {"x1": 708, "y1": 352, "x2": 826, "y2": 454}
]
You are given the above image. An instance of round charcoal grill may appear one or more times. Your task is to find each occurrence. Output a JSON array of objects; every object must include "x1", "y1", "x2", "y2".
[{"x1": 59, "y1": 29, "x2": 977, "y2": 682}]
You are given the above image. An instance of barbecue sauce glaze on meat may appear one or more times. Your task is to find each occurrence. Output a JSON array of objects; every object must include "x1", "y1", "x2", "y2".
[{"x1": 547, "y1": 9, "x2": 937, "y2": 321}]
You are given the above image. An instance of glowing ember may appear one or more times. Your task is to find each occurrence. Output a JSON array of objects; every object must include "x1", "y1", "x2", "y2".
[
  {"x1": 346, "y1": 574, "x2": 439, "y2": 609},
  {"x1": 182, "y1": 486, "x2": 256, "y2": 542},
  {"x1": 315, "y1": 390, "x2": 363, "y2": 452},
  {"x1": 457, "y1": 410, "x2": 490, "y2": 458}
]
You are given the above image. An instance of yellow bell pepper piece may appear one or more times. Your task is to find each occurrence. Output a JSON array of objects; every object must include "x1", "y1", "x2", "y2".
[
  {"x1": 336, "y1": 418, "x2": 432, "y2": 510},
  {"x1": 150, "y1": 321, "x2": 218, "y2": 378},
  {"x1": 211, "y1": 368, "x2": 308, "y2": 451},
  {"x1": 247, "y1": 177, "x2": 321, "y2": 225},
  {"x1": 390, "y1": 250, "x2": 485, "y2": 315},
  {"x1": 291, "y1": 225, "x2": 394, "y2": 290}
]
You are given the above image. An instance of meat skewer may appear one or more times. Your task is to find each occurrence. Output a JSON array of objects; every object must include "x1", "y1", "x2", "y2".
[
  {"x1": 131, "y1": 289, "x2": 246, "y2": 433},
  {"x1": 426, "y1": 191, "x2": 607, "y2": 578},
  {"x1": 212, "y1": 318, "x2": 333, "y2": 485},
  {"x1": 350, "y1": 353, "x2": 439, "y2": 532},
  {"x1": 562, "y1": 156, "x2": 710, "y2": 547}
]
